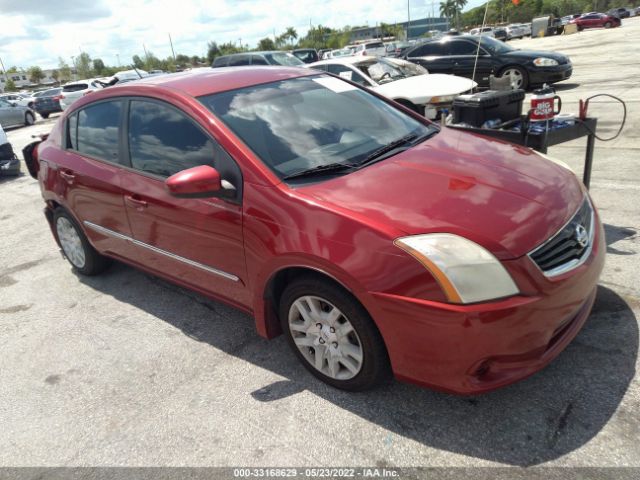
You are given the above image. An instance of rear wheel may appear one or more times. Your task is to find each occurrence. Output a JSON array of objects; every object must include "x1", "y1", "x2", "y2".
[
  {"x1": 24, "y1": 111, "x2": 35, "y2": 126},
  {"x1": 280, "y1": 276, "x2": 391, "y2": 391},
  {"x1": 604, "y1": 22, "x2": 612, "y2": 28},
  {"x1": 53, "y1": 209, "x2": 110, "y2": 276}
]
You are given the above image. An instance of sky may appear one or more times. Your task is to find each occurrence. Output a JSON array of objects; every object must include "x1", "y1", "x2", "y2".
[{"x1": 0, "y1": 0, "x2": 486, "y2": 71}]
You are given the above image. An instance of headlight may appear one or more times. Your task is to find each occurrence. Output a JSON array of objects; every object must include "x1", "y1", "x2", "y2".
[
  {"x1": 533, "y1": 57, "x2": 559, "y2": 67},
  {"x1": 394, "y1": 234, "x2": 519, "y2": 304},
  {"x1": 535, "y1": 151, "x2": 575, "y2": 173},
  {"x1": 429, "y1": 95, "x2": 456, "y2": 104}
]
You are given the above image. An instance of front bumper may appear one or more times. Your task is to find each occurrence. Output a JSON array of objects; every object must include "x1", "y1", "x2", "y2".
[
  {"x1": 369, "y1": 212, "x2": 605, "y2": 395},
  {"x1": 528, "y1": 63, "x2": 573, "y2": 86}
]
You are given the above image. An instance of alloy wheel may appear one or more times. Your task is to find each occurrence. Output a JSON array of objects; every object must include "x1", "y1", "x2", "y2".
[
  {"x1": 501, "y1": 68, "x2": 524, "y2": 89},
  {"x1": 56, "y1": 217, "x2": 86, "y2": 268},
  {"x1": 288, "y1": 295, "x2": 364, "y2": 380}
]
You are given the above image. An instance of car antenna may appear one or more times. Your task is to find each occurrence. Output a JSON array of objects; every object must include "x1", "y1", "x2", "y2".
[
  {"x1": 132, "y1": 66, "x2": 143, "y2": 79},
  {"x1": 471, "y1": 1, "x2": 491, "y2": 93}
]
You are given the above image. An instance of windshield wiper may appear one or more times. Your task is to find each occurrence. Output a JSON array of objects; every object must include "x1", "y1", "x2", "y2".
[
  {"x1": 282, "y1": 162, "x2": 358, "y2": 180},
  {"x1": 357, "y1": 131, "x2": 433, "y2": 168}
]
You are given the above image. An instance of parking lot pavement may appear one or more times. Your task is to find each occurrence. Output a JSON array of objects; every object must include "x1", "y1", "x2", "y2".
[{"x1": 1, "y1": 22, "x2": 639, "y2": 468}]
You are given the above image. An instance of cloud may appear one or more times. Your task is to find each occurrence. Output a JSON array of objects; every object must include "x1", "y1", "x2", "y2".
[
  {"x1": 0, "y1": 0, "x2": 111, "y2": 22},
  {"x1": 1, "y1": 0, "x2": 445, "y2": 71}
]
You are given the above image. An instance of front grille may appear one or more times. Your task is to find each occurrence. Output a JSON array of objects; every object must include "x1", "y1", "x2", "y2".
[{"x1": 529, "y1": 199, "x2": 593, "y2": 276}]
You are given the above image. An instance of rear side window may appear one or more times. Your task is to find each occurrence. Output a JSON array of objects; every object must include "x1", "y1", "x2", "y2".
[
  {"x1": 365, "y1": 42, "x2": 384, "y2": 49},
  {"x1": 128, "y1": 100, "x2": 215, "y2": 177},
  {"x1": 63, "y1": 83, "x2": 88, "y2": 92},
  {"x1": 228, "y1": 55, "x2": 250, "y2": 66},
  {"x1": 75, "y1": 100, "x2": 122, "y2": 162},
  {"x1": 251, "y1": 55, "x2": 269, "y2": 65},
  {"x1": 326, "y1": 64, "x2": 369, "y2": 86},
  {"x1": 408, "y1": 42, "x2": 448, "y2": 56},
  {"x1": 212, "y1": 56, "x2": 229, "y2": 67}
]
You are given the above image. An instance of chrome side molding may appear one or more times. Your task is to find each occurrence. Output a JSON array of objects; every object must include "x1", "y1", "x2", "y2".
[{"x1": 83, "y1": 221, "x2": 240, "y2": 282}]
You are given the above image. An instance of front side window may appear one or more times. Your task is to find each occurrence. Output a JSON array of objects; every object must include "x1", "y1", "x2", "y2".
[
  {"x1": 199, "y1": 75, "x2": 436, "y2": 181},
  {"x1": 128, "y1": 100, "x2": 215, "y2": 178},
  {"x1": 75, "y1": 100, "x2": 122, "y2": 162},
  {"x1": 450, "y1": 40, "x2": 480, "y2": 55}
]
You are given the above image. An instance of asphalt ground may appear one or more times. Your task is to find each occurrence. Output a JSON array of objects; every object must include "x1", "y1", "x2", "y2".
[{"x1": 1, "y1": 19, "x2": 639, "y2": 470}]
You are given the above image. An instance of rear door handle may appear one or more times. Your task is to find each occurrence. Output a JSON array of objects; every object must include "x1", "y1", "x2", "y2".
[
  {"x1": 125, "y1": 194, "x2": 148, "y2": 210},
  {"x1": 59, "y1": 170, "x2": 75, "y2": 184}
]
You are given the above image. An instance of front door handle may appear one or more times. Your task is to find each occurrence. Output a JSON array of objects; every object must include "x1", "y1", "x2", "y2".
[
  {"x1": 59, "y1": 170, "x2": 75, "y2": 184},
  {"x1": 125, "y1": 195, "x2": 148, "y2": 210}
]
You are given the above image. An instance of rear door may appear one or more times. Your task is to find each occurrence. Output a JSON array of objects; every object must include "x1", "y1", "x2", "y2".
[
  {"x1": 55, "y1": 99, "x2": 135, "y2": 258},
  {"x1": 119, "y1": 98, "x2": 249, "y2": 306},
  {"x1": 405, "y1": 42, "x2": 453, "y2": 74}
]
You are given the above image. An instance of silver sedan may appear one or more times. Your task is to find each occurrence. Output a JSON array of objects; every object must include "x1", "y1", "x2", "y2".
[{"x1": 0, "y1": 97, "x2": 35, "y2": 129}]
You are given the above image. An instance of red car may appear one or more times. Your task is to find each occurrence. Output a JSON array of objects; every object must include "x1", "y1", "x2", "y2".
[
  {"x1": 26, "y1": 68, "x2": 604, "y2": 394},
  {"x1": 570, "y1": 13, "x2": 621, "y2": 30}
]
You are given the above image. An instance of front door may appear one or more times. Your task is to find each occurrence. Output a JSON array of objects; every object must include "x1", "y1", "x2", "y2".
[
  {"x1": 119, "y1": 98, "x2": 249, "y2": 306},
  {"x1": 449, "y1": 40, "x2": 494, "y2": 86}
]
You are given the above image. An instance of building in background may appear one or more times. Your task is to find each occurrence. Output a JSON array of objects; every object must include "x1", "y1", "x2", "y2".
[
  {"x1": 0, "y1": 69, "x2": 62, "y2": 93},
  {"x1": 348, "y1": 17, "x2": 449, "y2": 43}
]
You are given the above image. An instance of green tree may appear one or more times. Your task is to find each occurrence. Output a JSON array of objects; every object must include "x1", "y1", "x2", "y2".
[
  {"x1": 28, "y1": 66, "x2": 45, "y2": 84},
  {"x1": 257, "y1": 37, "x2": 276, "y2": 50},
  {"x1": 93, "y1": 58, "x2": 106, "y2": 75},
  {"x1": 51, "y1": 69, "x2": 60, "y2": 84},
  {"x1": 284, "y1": 26, "x2": 298, "y2": 47},
  {"x1": 76, "y1": 52, "x2": 93, "y2": 79},
  {"x1": 4, "y1": 78, "x2": 17, "y2": 92},
  {"x1": 6, "y1": 66, "x2": 18, "y2": 74},
  {"x1": 206, "y1": 41, "x2": 220, "y2": 64},
  {"x1": 58, "y1": 58, "x2": 72, "y2": 83},
  {"x1": 132, "y1": 55, "x2": 145, "y2": 69}
]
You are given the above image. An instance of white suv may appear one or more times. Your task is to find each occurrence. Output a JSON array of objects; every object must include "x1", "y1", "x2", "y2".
[
  {"x1": 352, "y1": 41, "x2": 387, "y2": 57},
  {"x1": 59, "y1": 79, "x2": 103, "y2": 111}
]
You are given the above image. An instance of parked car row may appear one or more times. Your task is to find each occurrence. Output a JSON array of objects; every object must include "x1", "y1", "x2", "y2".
[{"x1": 468, "y1": 23, "x2": 532, "y2": 40}]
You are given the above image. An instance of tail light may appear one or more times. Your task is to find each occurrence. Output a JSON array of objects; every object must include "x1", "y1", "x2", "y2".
[
  {"x1": 53, "y1": 95, "x2": 63, "y2": 101},
  {"x1": 83, "y1": 90, "x2": 93, "y2": 96}
]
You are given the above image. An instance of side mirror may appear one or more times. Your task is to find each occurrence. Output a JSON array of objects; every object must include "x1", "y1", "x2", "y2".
[{"x1": 165, "y1": 165, "x2": 224, "y2": 198}]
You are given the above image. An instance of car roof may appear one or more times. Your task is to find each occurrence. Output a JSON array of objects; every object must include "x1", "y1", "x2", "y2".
[{"x1": 104, "y1": 66, "x2": 316, "y2": 97}]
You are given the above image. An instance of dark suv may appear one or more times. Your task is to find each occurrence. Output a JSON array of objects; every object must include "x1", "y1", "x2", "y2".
[
  {"x1": 403, "y1": 35, "x2": 572, "y2": 90},
  {"x1": 33, "y1": 87, "x2": 63, "y2": 119},
  {"x1": 212, "y1": 51, "x2": 304, "y2": 67}
]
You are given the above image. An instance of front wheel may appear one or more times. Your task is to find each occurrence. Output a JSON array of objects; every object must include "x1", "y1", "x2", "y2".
[
  {"x1": 500, "y1": 66, "x2": 528, "y2": 90},
  {"x1": 53, "y1": 209, "x2": 110, "y2": 275},
  {"x1": 24, "y1": 111, "x2": 35, "y2": 126},
  {"x1": 280, "y1": 276, "x2": 391, "y2": 391}
]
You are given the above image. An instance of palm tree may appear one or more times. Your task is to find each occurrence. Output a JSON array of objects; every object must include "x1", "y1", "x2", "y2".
[
  {"x1": 439, "y1": 0, "x2": 458, "y2": 27},
  {"x1": 454, "y1": 0, "x2": 467, "y2": 28},
  {"x1": 285, "y1": 27, "x2": 298, "y2": 47}
]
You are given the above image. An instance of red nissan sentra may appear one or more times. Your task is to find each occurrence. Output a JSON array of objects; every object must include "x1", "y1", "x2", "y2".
[{"x1": 26, "y1": 67, "x2": 604, "y2": 394}]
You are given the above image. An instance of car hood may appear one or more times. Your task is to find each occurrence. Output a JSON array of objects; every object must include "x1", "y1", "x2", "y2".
[
  {"x1": 373, "y1": 74, "x2": 477, "y2": 104},
  {"x1": 503, "y1": 49, "x2": 570, "y2": 64},
  {"x1": 299, "y1": 128, "x2": 584, "y2": 259}
]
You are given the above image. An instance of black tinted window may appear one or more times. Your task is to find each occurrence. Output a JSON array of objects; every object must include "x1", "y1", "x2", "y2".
[
  {"x1": 63, "y1": 83, "x2": 88, "y2": 92},
  {"x1": 450, "y1": 40, "x2": 479, "y2": 55},
  {"x1": 251, "y1": 55, "x2": 269, "y2": 65},
  {"x1": 409, "y1": 42, "x2": 447, "y2": 56},
  {"x1": 228, "y1": 55, "x2": 250, "y2": 66},
  {"x1": 76, "y1": 101, "x2": 121, "y2": 162},
  {"x1": 212, "y1": 56, "x2": 229, "y2": 67},
  {"x1": 128, "y1": 100, "x2": 215, "y2": 177}
]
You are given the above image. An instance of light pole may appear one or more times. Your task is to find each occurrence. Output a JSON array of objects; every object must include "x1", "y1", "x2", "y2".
[
  {"x1": 407, "y1": 0, "x2": 411, "y2": 40},
  {"x1": 71, "y1": 55, "x2": 76, "y2": 81}
]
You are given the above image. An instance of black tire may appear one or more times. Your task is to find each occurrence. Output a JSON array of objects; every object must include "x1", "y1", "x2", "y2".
[
  {"x1": 53, "y1": 208, "x2": 110, "y2": 276},
  {"x1": 499, "y1": 65, "x2": 529, "y2": 90},
  {"x1": 279, "y1": 275, "x2": 391, "y2": 391},
  {"x1": 24, "y1": 111, "x2": 35, "y2": 126},
  {"x1": 40, "y1": 112, "x2": 50, "y2": 119}
]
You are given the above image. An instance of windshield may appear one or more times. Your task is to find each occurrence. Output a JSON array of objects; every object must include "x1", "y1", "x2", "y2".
[
  {"x1": 475, "y1": 36, "x2": 514, "y2": 54},
  {"x1": 199, "y1": 75, "x2": 436, "y2": 181},
  {"x1": 264, "y1": 52, "x2": 304, "y2": 66},
  {"x1": 358, "y1": 57, "x2": 426, "y2": 84}
]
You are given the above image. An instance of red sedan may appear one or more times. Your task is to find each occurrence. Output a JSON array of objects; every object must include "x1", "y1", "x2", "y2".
[
  {"x1": 570, "y1": 13, "x2": 621, "y2": 30},
  {"x1": 26, "y1": 68, "x2": 604, "y2": 394}
]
